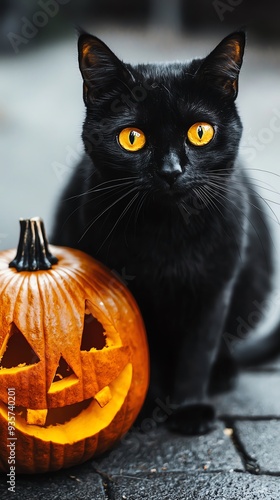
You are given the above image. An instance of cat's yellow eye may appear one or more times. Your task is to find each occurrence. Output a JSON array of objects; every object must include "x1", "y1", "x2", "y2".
[
  {"x1": 118, "y1": 128, "x2": 146, "y2": 152},
  {"x1": 187, "y1": 122, "x2": 214, "y2": 147}
]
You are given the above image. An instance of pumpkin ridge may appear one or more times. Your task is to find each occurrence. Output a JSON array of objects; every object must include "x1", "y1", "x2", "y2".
[
  {"x1": 0, "y1": 267, "x2": 23, "y2": 293},
  {"x1": 56, "y1": 265, "x2": 119, "y2": 328},
  {"x1": 55, "y1": 263, "x2": 101, "y2": 291},
  {"x1": 49, "y1": 266, "x2": 89, "y2": 305},
  {"x1": 37, "y1": 272, "x2": 68, "y2": 389},
  {"x1": 47, "y1": 267, "x2": 86, "y2": 318},
  {"x1": 19, "y1": 273, "x2": 47, "y2": 406},
  {"x1": 44, "y1": 268, "x2": 84, "y2": 325},
  {"x1": 38, "y1": 271, "x2": 83, "y2": 386},
  {"x1": 0, "y1": 272, "x2": 25, "y2": 324},
  {"x1": 36, "y1": 272, "x2": 49, "y2": 395},
  {"x1": 54, "y1": 257, "x2": 115, "y2": 297}
]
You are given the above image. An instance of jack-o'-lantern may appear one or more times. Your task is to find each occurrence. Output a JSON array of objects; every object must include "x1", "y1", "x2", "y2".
[{"x1": 0, "y1": 218, "x2": 149, "y2": 474}]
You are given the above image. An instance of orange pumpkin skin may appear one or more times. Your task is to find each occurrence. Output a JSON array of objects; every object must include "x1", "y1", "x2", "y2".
[{"x1": 0, "y1": 223, "x2": 149, "y2": 474}]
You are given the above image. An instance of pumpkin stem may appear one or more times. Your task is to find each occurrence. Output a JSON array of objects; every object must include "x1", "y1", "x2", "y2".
[{"x1": 9, "y1": 218, "x2": 58, "y2": 272}]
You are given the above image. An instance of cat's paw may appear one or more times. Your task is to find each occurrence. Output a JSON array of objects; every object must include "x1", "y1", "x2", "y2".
[{"x1": 167, "y1": 403, "x2": 216, "y2": 435}]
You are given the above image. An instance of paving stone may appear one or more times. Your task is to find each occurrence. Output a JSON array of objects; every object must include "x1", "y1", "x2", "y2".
[
  {"x1": 235, "y1": 420, "x2": 280, "y2": 473},
  {"x1": 212, "y1": 371, "x2": 280, "y2": 417},
  {"x1": 92, "y1": 423, "x2": 243, "y2": 474},
  {"x1": 111, "y1": 472, "x2": 280, "y2": 500},
  {"x1": 0, "y1": 463, "x2": 105, "y2": 500}
]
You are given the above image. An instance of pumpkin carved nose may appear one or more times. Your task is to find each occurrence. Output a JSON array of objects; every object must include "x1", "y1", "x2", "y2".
[{"x1": 48, "y1": 356, "x2": 78, "y2": 394}]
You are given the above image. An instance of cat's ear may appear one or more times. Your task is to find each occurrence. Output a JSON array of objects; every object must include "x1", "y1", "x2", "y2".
[
  {"x1": 196, "y1": 32, "x2": 245, "y2": 100},
  {"x1": 78, "y1": 33, "x2": 135, "y2": 104}
]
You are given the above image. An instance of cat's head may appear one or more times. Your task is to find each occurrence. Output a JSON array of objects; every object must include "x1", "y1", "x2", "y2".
[{"x1": 78, "y1": 32, "x2": 245, "y2": 204}]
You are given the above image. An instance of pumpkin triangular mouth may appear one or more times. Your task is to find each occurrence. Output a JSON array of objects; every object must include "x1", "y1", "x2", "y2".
[
  {"x1": 15, "y1": 397, "x2": 93, "y2": 426},
  {"x1": 17, "y1": 383, "x2": 114, "y2": 426}
]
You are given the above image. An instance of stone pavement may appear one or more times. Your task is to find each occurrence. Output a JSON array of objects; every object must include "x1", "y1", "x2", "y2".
[{"x1": 1, "y1": 357, "x2": 280, "y2": 499}]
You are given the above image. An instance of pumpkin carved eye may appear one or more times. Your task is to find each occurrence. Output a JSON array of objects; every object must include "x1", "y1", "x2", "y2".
[
  {"x1": 0, "y1": 323, "x2": 40, "y2": 369},
  {"x1": 81, "y1": 312, "x2": 107, "y2": 351}
]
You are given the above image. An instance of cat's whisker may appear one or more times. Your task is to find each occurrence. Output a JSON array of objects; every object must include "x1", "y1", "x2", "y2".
[
  {"x1": 193, "y1": 187, "x2": 223, "y2": 227},
  {"x1": 65, "y1": 177, "x2": 139, "y2": 200},
  {"x1": 204, "y1": 183, "x2": 274, "y2": 257},
  {"x1": 180, "y1": 202, "x2": 192, "y2": 217},
  {"x1": 86, "y1": 185, "x2": 135, "y2": 206},
  {"x1": 60, "y1": 184, "x2": 135, "y2": 230},
  {"x1": 87, "y1": 181, "x2": 136, "y2": 195},
  {"x1": 78, "y1": 187, "x2": 139, "y2": 243},
  {"x1": 84, "y1": 169, "x2": 99, "y2": 184},
  {"x1": 242, "y1": 167, "x2": 280, "y2": 181},
  {"x1": 210, "y1": 166, "x2": 280, "y2": 186},
  {"x1": 97, "y1": 192, "x2": 140, "y2": 254},
  {"x1": 133, "y1": 191, "x2": 150, "y2": 227},
  {"x1": 198, "y1": 185, "x2": 242, "y2": 255},
  {"x1": 191, "y1": 187, "x2": 214, "y2": 219},
  {"x1": 201, "y1": 185, "x2": 249, "y2": 258},
  {"x1": 65, "y1": 184, "x2": 133, "y2": 201},
  {"x1": 83, "y1": 175, "x2": 138, "y2": 188},
  {"x1": 206, "y1": 178, "x2": 280, "y2": 226},
  {"x1": 209, "y1": 173, "x2": 280, "y2": 199}
]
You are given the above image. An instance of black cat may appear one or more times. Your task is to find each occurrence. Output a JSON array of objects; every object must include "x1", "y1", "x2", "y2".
[{"x1": 52, "y1": 32, "x2": 278, "y2": 434}]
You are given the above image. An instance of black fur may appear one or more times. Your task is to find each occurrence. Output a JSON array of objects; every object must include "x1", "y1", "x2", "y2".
[{"x1": 52, "y1": 32, "x2": 274, "y2": 434}]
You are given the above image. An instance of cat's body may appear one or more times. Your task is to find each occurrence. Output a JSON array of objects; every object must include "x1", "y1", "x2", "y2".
[{"x1": 52, "y1": 32, "x2": 276, "y2": 433}]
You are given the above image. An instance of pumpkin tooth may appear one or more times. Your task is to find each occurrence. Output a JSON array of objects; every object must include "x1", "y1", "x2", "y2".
[
  {"x1": 94, "y1": 386, "x2": 112, "y2": 408},
  {"x1": 26, "y1": 408, "x2": 48, "y2": 426}
]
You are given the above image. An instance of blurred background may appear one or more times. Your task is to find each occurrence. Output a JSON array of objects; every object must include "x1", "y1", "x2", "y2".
[{"x1": 0, "y1": 0, "x2": 280, "y2": 267}]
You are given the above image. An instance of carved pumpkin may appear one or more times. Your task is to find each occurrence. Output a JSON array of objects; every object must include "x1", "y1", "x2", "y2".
[{"x1": 0, "y1": 218, "x2": 149, "y2": 474}]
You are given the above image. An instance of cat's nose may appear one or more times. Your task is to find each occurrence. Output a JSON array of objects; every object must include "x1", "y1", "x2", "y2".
[
  {"x1": 157, "y1": 153, "x2": 183, "y2": 185},
  {"x1": 157, "y1": 168, "x2": 182, "y2": 185}
]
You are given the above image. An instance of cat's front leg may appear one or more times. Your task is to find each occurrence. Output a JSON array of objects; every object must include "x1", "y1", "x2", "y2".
[{"x1": 168, "y1": 284, "x2": 235, "y2": 435}]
